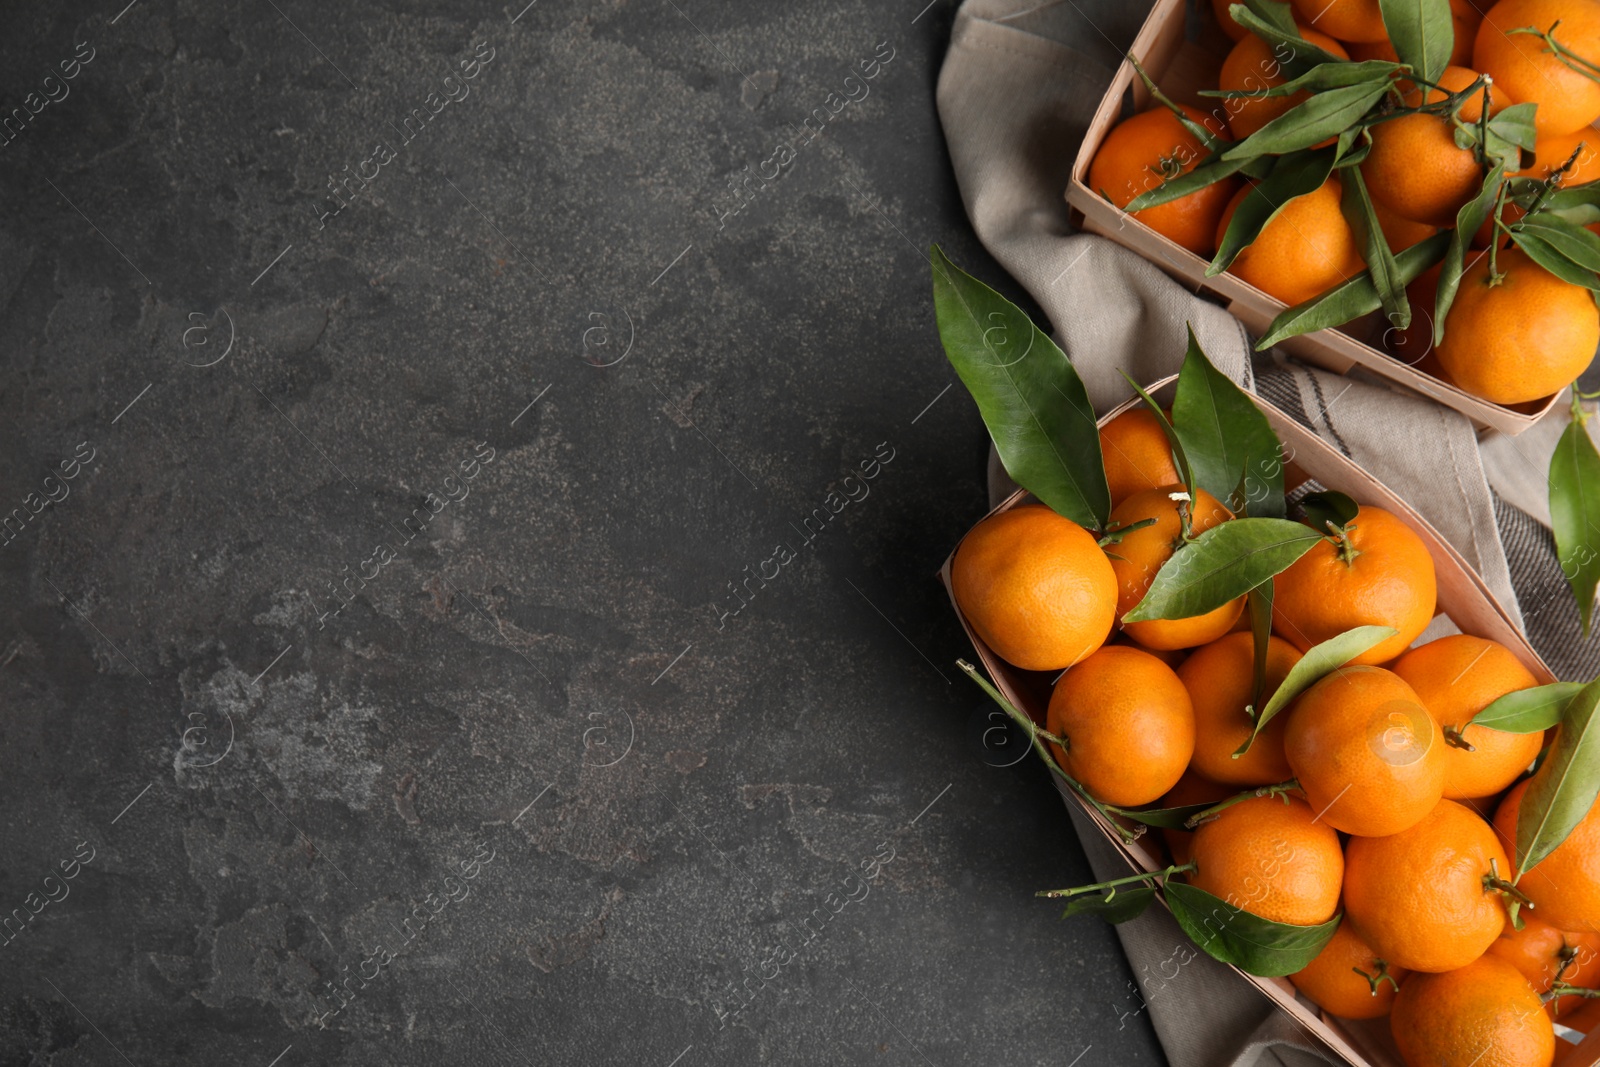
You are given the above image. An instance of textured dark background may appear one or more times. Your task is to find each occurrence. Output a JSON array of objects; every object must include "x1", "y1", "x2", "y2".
[{"x1": 0, "y1": 0, "x2": 1170, "y2": 1063}]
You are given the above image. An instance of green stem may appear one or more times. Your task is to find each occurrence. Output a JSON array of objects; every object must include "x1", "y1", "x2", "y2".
[
  {"x1": 1443, "y1": 724, "x2": 1476, "y2": 751},
  {"x1": 1098, "y1": 516, "x2": 1157, "y2": 548},
  {"x1": 1509, "y1": 22, "x2": 1600, "y2": 83},
  {"x1": 1183, "y1": 779, "x2": 1299, "y2": 830},
  {"x1": 1352, "y1": 960, "x2": 1401, "y2": 995},
  {"x1": 1484, "y1": 858, "x2": 1535, "y2": 930},
  {"x1": 1550, "y1": 985, "x2": 1600, "y2": 999},
  {"x1": 956, "y1": 659, "x2": 1142, "y2": 844},
  {"x1": 1037, "y1": 861, "x2": 1195, "y2": 900}
]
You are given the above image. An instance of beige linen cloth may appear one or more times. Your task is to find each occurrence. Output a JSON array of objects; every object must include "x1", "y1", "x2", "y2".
[{"x1": 938, "y1": 1, "x2": 1600, "y2": 1065}]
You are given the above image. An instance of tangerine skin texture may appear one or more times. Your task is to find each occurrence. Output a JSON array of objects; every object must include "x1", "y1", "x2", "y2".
[
  {"x1": 1218, "y1": 29, "x2": 1350, "y2": 140},
  {"x1": 1493, "y1": 778, "x2": 1600, "y2": 934},
  {"x1": 1178, "y1": 632, "x2": 1301, "y2": 786},
  {"x1": 1391, "y1": 634, "x2": 1543, "y2": 800},
  {"x1": 951, "y1": 505, "x2": 1117, "y2": 672},
  {"x1": 1217, "y1": 178, "x2": 1366, "y2": 306},
  {"x1": 1391, "y1": 955, "x2": 1556, "y2": 1067},
  {"x1": 1106, "y1": 485, "x2": 1244, "y2": 650},
  {"x1": 1284, "y1": 666, "x2": 1448, "y2": 837},
  {"x1": 1188, "y1": 794, "x2": 1345, "y2": 926},
  {"x1": 1474, "y1": 0, "x2": 1600, "y2": 136},
  {"x1": 1291, "y1": 0, "x2": 1390, "y2": 41},
  {"x1": 1435, "y1": 247, "x2": 1600, "y2": 405},
  {"x1": 1089, "y1": 106, "x2": 1238, "y2": 257},
  {"x1": 1289, "y1": 919, "x2": 1408, "y2": 1019},
  {"x1": 1345, "y1": 799, "x2": 1512, "y2": 973},
  {"x1": 1271, "y1": 505, "x2": 1437, "y2": 665},
  {"x1": 1046, "y1": 645, "x2": 1196, "y2": 808},
  {"x1": 1099, "y1": 407, "x2": 1181, "y2": 510}
]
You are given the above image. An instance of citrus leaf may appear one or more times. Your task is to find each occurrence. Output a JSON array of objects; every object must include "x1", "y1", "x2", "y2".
[
  {"x1": 1434, "y1": 162, "x2": 1505, "y2": 345},
  {"x1": 1515, "y1": 674, "x2": 1600, "y2": 878},
  {"x1": 1111, "y1": 802, "x2": 1218, "y2": 829},
  {"x1": 1131, "y1": 57, "x2": 1227, "y2": 153},
  {"x1": 1340, "y1": 166, "x2": 1410, "y2": 328},
  {"x1": 930, "y1": 246, "x2": 1110, "y2": 528},
  {"x1": 1121, "y1": 372, "x2": 1197, "y2": 498},
  {"x1": 1062, "y1": 885, "x2": 1157, "y2": 923},
  {"x1": 1486, "y1": 103, "x2": 1539, "y2": 158},
  {"x1": 1211, "y1": 149, "x2": 1338, "y2": 274},
  {"x1": 1234, "y1": 624, "x2": 1397, "y2": 755},
  {"x1": 1221, "y1": 80, "x2": 1391, "y2": 160},
  {"x1": 1379, "y1": 0, "x2": 1454, "y2": 84},
  {"x1": 1256, "y1": 231, "x2": 1449, "y2": 349},
  {"x1": 1512, "y1": 229, "x2": 1600, "y2": 290},
  {"x1": 1550, "y1": 411, "x2": 1600, "y2": 635},
  {"x1": 1515, "y1": 218, "x2": 1600, "y2": 274},
  {"x1": 1124, "y1": 518, "x2": 1323, "y2": 622},
  {"x1": 1201, "y1": 59, "x2": 1403, "y2": 98},
  {"x1": 1127, "y1": 155, "x2": 1252, "y2": 213},
  {"x1": 1300, "y1": 490, "x2": 1360, "y2": 532},
  {"x1": 1171, "y1": 325, "x2": 1287, "y2": 518},
  {"x1": 1544, "y1": 177, "x2": 1600, "y2": 213},
  {"x1": 1334, "y1": 125, "x2": 1373, "y2": 168},
  {"x1": 1166, "y1": 882, "x2": 1341, "y2": 976},
  {"x1": 1249, "y1": 581, "x2": 1274, "y2": 712},
  {"x1": 1229, "y1": 4, "x2": 1346, "y2": 76},
  {"x1": 1471, "y1": 682, "x2": 1583, "y2": 733}
]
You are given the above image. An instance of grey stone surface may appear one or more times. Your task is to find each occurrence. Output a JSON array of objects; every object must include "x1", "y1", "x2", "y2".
[{"x1": 0, "y1": 0, "x2": 1171, "y2": 1063}]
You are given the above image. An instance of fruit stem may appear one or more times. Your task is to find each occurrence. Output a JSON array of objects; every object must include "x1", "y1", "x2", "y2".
[
  {"x1": 1484, "y1": 858, "x2": 1535, "y2": 930},
  {"x1": 1488, "y1": 180, "x2": 1509, "y2": 285},
  {"x1": 1322, "y1": 518, "x2": 1362, "y2": 565},
  {"x1": 1036, "y1": 861, "x2": 1195, "y2": 900},
  {"x1": 1098, "y1": 516, "x2": 1157, "y2": 548},
  {"x1": 1442, "y1": 724, "x2": 1477, "y2": 752},
  {"x1": 1182, "y1": 779, "x2": 1299, "y2": 829},
  {"x1": 956, "y1": 659, "x2": 1143, "y2": 845},
  {"x1": 1550, "y1": 984, "x2": 1600, "y2": 999},
  {"x1": 1352, "y1": 960, "x2": 1401, "y2": 996},
  {"x1": 1508, "y1": 22, "x2": 1600, "y2": 84}
]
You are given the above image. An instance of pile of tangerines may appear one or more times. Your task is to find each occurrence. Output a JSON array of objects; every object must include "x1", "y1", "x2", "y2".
[
  {"x1": 951, "y1": 401, "x2": 1599, "y2": 1067},
  {"x1": 1087, "y1": 0, "x2": 1600, "y2": 407}
]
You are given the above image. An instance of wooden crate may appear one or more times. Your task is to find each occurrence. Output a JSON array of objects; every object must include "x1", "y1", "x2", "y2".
[
  {"x1": 1064, "y1": 0, "x2": 1563, "y2": 436},
  {"x1": 938, "y1": 382, "x2": 1599, "y2": 1067}
]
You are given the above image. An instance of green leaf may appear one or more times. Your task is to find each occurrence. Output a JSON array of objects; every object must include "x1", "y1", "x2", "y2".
[
  {"x1": 1550, "y1": 412, "x2": 1600, "y2": 634},
  {"x1": 1235, "y1": 624, "x2": 1398, "y2": 755},
  {"x1": 1515, "y1": 675, "x2": 1600, "y2": 878},
  {"x1": 1126, "y1": 155, "x2": 1251, "y2": 213},
  {"x1": 1124, "y1": 518, "x2": 1323, "y2": 622},
  {"x1": 1334, "y1": 125, "x2": 1373, "y2": 168},
  {"x1": 1340, "y1": 166, "x2": 1410, "y2": 329},
  {"x1": 1249, "y1": 582, "x2": 1274, "y2": 713},
  {"x1": 1230, "y1": 4, "x2": 1346, "y2": 76},
  {"x1": 1062, "y1": 885, "x2": 1158, "y2": 924},
  {"x1": 1435, "y1": 162, "x2": 1506, "y2": 345},
  {"x1": 1201, "y1": 59, "x2": 1403, "y2": 98},
  {"x1": 1221, "y1": 80, "x2": 1391, "y2": 160},
  {"x1": 1512, "y1": 229, "x2": 1600, "y2": 290},
  {"x1": 1515, "y1": 218, "x2": 1600, "y2": 274},
  {"x1": 1131, "y1": 57, "x2": 1226, "y2": 153},
  {"x1": 1171, "y1": 326, "x2": 1287, "y2": 518},
  {"x1": 1166, "y1": 882, "x2": 1341, "y2": 976},
  {"x1": 1112, "y1": 802, "x2": 1218, "y2": 829},
  {"x1": 1471, "y1": 682, "x2": 1583, "y2": 733},
  {"x1": 1485, "y1": 103, "x2": 1539, "y2": 163},
  {"x1": 1378, "y1": 0, "x2": 1455, "y2": 83},
  {"x1": 1257, "y1": 231, "x2": 1449, "y2": 349},
  {"x1": 1121, "y1": 372, "x2": 1197, "y2": 497},
  {"x1": 1211, "y1": 149, "x2": 1338, "y2": 274},
  {"x1": 930, "y1": 246, "x2": 1111, "y2": 529},
  {"x1": 1544, "y1": 177, "x2": 1600, "y2": 214},
  {"x1": 1300, "y1": 490, "x2": 1360, "y2": 532}
]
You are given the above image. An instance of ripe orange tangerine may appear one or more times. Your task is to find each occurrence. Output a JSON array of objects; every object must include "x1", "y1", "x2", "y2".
[
  {"x1": 1105, "y1": 486, "x2": 1245, "y2": 650},
  {"x1": 1217, "y1": 178, "x2": 1366, "y2": 305},
  {"x1": 1089, "y1": 106, "x2": 1239, "y2": 257}
]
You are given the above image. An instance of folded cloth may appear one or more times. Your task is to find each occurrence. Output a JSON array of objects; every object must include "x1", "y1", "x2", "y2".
[{"x1": 943, "y1": 1, "x2": 1600, "y2": 1064}]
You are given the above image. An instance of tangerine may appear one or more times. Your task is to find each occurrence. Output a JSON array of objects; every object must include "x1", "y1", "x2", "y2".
[
  {"x1": 952, "y1": 504, "x2": 1118, "y2": 671},
  {"x1": 1474, "y1": 0, "x2": 1600, "y2": 136},
  {"x1": 1291, "y1": 0, "x2": 1390, "y2": 41},
  {"x1": 1090, "y1": 106, "x2": 1239, "y2": 257},
  {"x1": 1272, "y1": 504, "x2": 1437, "y2": 664},
  {"x1": 1284, "y1": 665, "x2": 1448, "y2": 837},
  {"x1": 1290, "y1": 919, "x2": 1409, "y2": 1019},
  {"x1": 1047, "y1": 645, "x2": 1195, "y2": 807},
  {"x1": 1391, "y1": 955, "x2": 1556, "y2": 1067},
  {"x1": 1217, "y1": 177, "x2": 1366, "y2": 305},
  {"x1": 1158, "y1": 769, "x2": 1233, "y2": 867},
  {"x1": 1188, "y1": 794, "x2": 1345, "y2": 926},
  {"x1": 1106, "y1": 486, "x2": 1245, "y2": 650},
  {"x1": 1219, "y1": 29, "x2": 1351, "y2": 140},
  {"x1": 1493, "y1": 778, "x2": 1600, "y2": 933},
  {"x1": 1178, "y1": 632, "x2": 1302, "y2": 785},
  {"x1": 1392, "y1": 635, "x2": 1544, "y2": 799},
  {"x1": 1488, "y1": 916, "x2": 1600, "y2": 1017},
  {"x1": 1099, "y1": 407, "x2": 1181, "y2": 509},
  {"x1": 1362, "y1": 67, "x2": 1509, "y2": 227},
  {"x1": 1345, "y1": 799, "x2": 1513, "y2": 972},
  {"x1": 1435, "y1": 246, "x2": 1600, "y2": 404}
]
